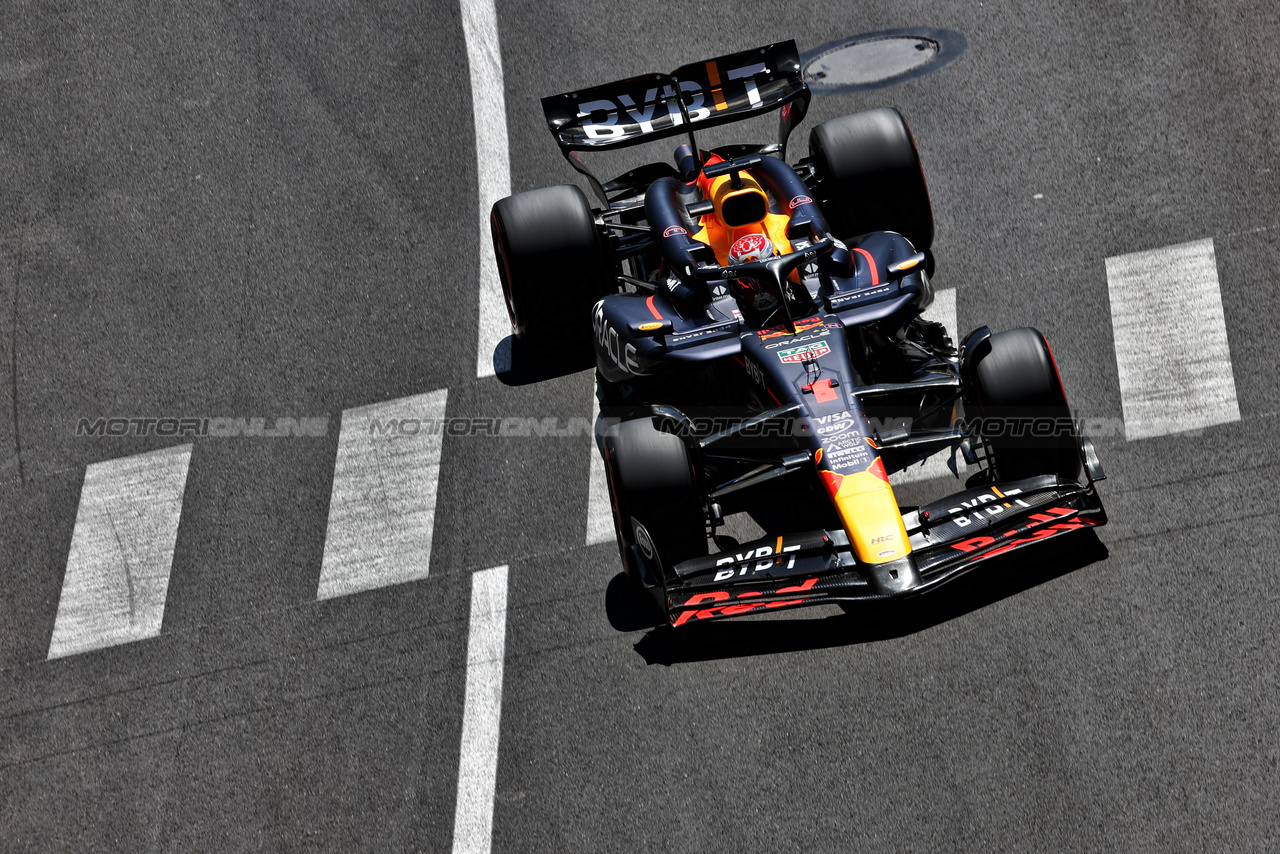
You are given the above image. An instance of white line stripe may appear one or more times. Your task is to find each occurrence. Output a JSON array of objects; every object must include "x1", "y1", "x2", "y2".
[
  {"x1": 585, "y1": 392, "x2": 615, "y2": 545},
  {"x1": 317, "y1": 389, "x2": 448, "y2": 600},
  {"x1": 461, "y1": 0, "x2": 513, "y2": 378},
  {"x1": 892, "y1": 287, "x2": 965, "y2": 484},
  {"x1": 452, "y1": 565, "x2": 509, "y2": 854},
  {"x1": 923, "y1": 286, "x2": 957, "y2": 347},
  {"x1": 48, "y1": 444, "x2": 192, "y2": 659},
  {"x1": 1105, "y1": 238, "x2": 1240, "y2": 440}
]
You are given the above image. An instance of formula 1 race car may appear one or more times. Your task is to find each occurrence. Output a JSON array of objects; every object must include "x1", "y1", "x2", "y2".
[{"x1": 491, "y1": 41, "x2": 1106, "y2": 626}]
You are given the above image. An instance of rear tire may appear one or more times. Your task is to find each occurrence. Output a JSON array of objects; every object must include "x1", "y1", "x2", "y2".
[
  {"x1": 602, "y1": 417, "x2": 707, "y2": 584},
  {"x1": 490, "y1": 184, "x2": 609, "y2": 356},
  {"x1": 970, "y1": 328, "x2": 1080, "y2": 482},
  {"x1": 809, "y1": 107, "x2": 934, "y2": 250}
]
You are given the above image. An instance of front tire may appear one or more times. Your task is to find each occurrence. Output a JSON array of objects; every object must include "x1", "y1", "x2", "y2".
[
  {"x1": 490, "y1": 184, "x2": 609, "y2": 357},
  {"x1": 809, "y1": 107, "x2": 934, "y2": 251},
  {"x1": 969, "y1": 328, "x2": 1081, "y2": 482},
  {"x1": 602, "y1": 417, "x2": 707, "y2": 585}
]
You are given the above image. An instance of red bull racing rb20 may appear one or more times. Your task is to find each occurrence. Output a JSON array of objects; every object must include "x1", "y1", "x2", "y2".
[{"x1": 491, "y1": 41, "x2": 1107, "y2": 627}]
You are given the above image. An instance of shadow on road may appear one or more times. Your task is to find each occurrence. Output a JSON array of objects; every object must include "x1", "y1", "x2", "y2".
[
  {"x1": 605, "y1": 570, "x2": 668, "y2": 633},
  {"x1": 492, "y1": 336, "x2": 595, "y2": 386},
  {"x1": 628, "y1": 532, "x2": 1110, "y2": 666}
]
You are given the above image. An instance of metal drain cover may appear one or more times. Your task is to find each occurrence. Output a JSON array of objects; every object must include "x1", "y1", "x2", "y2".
[{"x1": 801, "y1": 28, "x2": 967, "y2": 95}]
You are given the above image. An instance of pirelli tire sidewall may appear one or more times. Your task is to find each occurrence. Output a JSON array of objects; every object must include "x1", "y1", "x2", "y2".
[
  {"x1": 490, "y1": 184, "x2": 609, "y2": 356},
  {"x1": 602, "y1": 417, "x2": 707, "y2": 586},
  {"x1": 809, "y1": 107, "x2": 934, "y2": 252},
  {"x1": 970, "y1": 327, "x2": 1082, "y2": 483}
]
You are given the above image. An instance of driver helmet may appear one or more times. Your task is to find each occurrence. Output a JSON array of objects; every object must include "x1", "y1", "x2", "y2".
[{"x1": 727, "y1": 232, "x2": 779, "y2": 312}]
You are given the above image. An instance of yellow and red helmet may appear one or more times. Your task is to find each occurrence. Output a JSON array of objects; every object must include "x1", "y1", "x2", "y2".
[{"x1": 726, "y1": 232, "x2": 779, "y2": 312}]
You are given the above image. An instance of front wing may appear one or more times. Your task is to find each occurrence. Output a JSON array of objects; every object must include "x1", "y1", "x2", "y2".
[{"x1": 660, "y1": 474, "x2": 1106, "y2": 626}]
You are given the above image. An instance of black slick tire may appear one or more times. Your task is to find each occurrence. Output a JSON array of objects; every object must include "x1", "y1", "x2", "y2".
[
  {"x1": 809, "y1": 107, "x2": 934, "y2": 251},
  {"x1": 490, "y1": 184, "x2": 608, "y2": 356},
  {"x1": 601, "y1": 417, "x2": 707, "y2": 585},
  {"x1": 970, "y1": 327, "x2": 1081, "y2": 482}
]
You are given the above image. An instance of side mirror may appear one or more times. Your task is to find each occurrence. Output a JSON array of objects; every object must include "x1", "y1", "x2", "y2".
[
  {"x1": 886, "y1": 251, "x2": 932, "y2": 281},
  {"x1": 629, "y1": 319, "x2": 674, "y2": 337}
]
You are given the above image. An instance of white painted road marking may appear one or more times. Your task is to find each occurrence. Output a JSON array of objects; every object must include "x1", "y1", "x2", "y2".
[
  {"x1": 48, "y1": 444, "x2": 192, "y2": 659},
  {"x1": 585, "y1": 392, "x2": 614, "y2": 546},
  {"x1": 461, "y1": 0, "x2": 513, "y2": 378},
  {"x1": 1106, "y1": 238, "x2": 1240, "y2": 440},
  {"x1": 452, "y1": 565, "x2": 509, "y2": 854},
  {"x1": 921, "y1": 286, "x2": 957, "y2": 356},
  {"x1": 892, "y1": 287, "x2": 964, "y2": 484},
  {"x1": 317, "y1": 389, "x2": 448, "y2": 600}
]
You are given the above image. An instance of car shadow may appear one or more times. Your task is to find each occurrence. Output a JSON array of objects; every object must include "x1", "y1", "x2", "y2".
[
  {"x1": 492, "y1": 336, "x2": 595, "y2": 386},
  {"x1": 605, "y1": 571, "x2": 668, "y2": 633},
  {"x1": 628, "y1": 532, "x2": 1110, "y2": 666}
]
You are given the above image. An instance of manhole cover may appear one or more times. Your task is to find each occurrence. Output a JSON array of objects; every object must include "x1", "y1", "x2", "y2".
[
  {"x1": 807, "y1": 37, "x2": 939, "y2": 85},
  {"x1": 801, "y1": 28, "x2": 967, "y2": 95}
]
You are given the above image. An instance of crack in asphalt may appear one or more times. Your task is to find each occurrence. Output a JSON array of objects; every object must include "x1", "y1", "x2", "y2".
[{"x1": 7, "y1": 231, "x2": 24, "y2": 485}]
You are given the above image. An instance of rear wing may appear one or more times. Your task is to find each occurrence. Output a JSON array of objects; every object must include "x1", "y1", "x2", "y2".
[
  {"x1": 542, "y1": 41, "x2": 806, "y2": 151},
  {"x1": 541, "y1": 42, "x2": 810, "y2": 201}
]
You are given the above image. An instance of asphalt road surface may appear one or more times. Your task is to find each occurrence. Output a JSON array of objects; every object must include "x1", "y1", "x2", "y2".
[{"x1": 2, "y1": 1, "x2": 1278, "y2": 851}]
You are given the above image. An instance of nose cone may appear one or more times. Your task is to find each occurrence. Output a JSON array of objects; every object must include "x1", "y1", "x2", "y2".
[{"x1": 818, "y1": 455, "x2": 912, "y2": 566}]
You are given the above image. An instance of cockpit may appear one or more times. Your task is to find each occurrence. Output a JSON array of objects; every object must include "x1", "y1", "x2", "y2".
[{"x1": 643, "y1": 145, "x2": 857, "y2": 327}]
